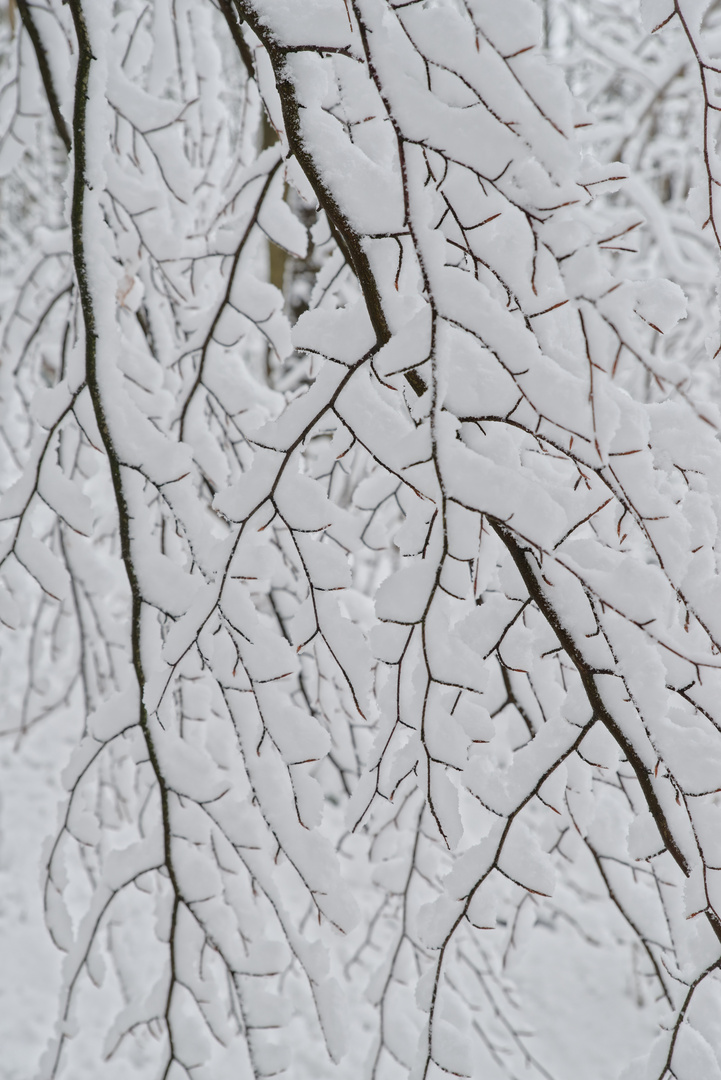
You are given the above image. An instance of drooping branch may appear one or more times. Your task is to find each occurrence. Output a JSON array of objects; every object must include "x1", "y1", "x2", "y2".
[{"x1": 16, "y1": 0, "x2": 71, "y2": 151}]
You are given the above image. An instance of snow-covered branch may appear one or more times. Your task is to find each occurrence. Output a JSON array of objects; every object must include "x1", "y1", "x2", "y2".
[{"x1": 4, "y1": 1, "x2": 721, "y2": 1077}]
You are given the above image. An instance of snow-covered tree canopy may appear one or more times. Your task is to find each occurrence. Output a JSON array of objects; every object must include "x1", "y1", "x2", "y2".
[{"x1": 4, "y1": 0, "x2": 721, "y2": 1077}]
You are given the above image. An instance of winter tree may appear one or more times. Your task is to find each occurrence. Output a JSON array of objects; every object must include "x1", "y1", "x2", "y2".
[{"x1": 3, "y1": 0, "x2": 721, "y2": 1077}]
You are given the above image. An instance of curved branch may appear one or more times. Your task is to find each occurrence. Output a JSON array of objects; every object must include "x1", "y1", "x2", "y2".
[{"x1": 16, "y1": 0, "x2": 71, "y2": 152}]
